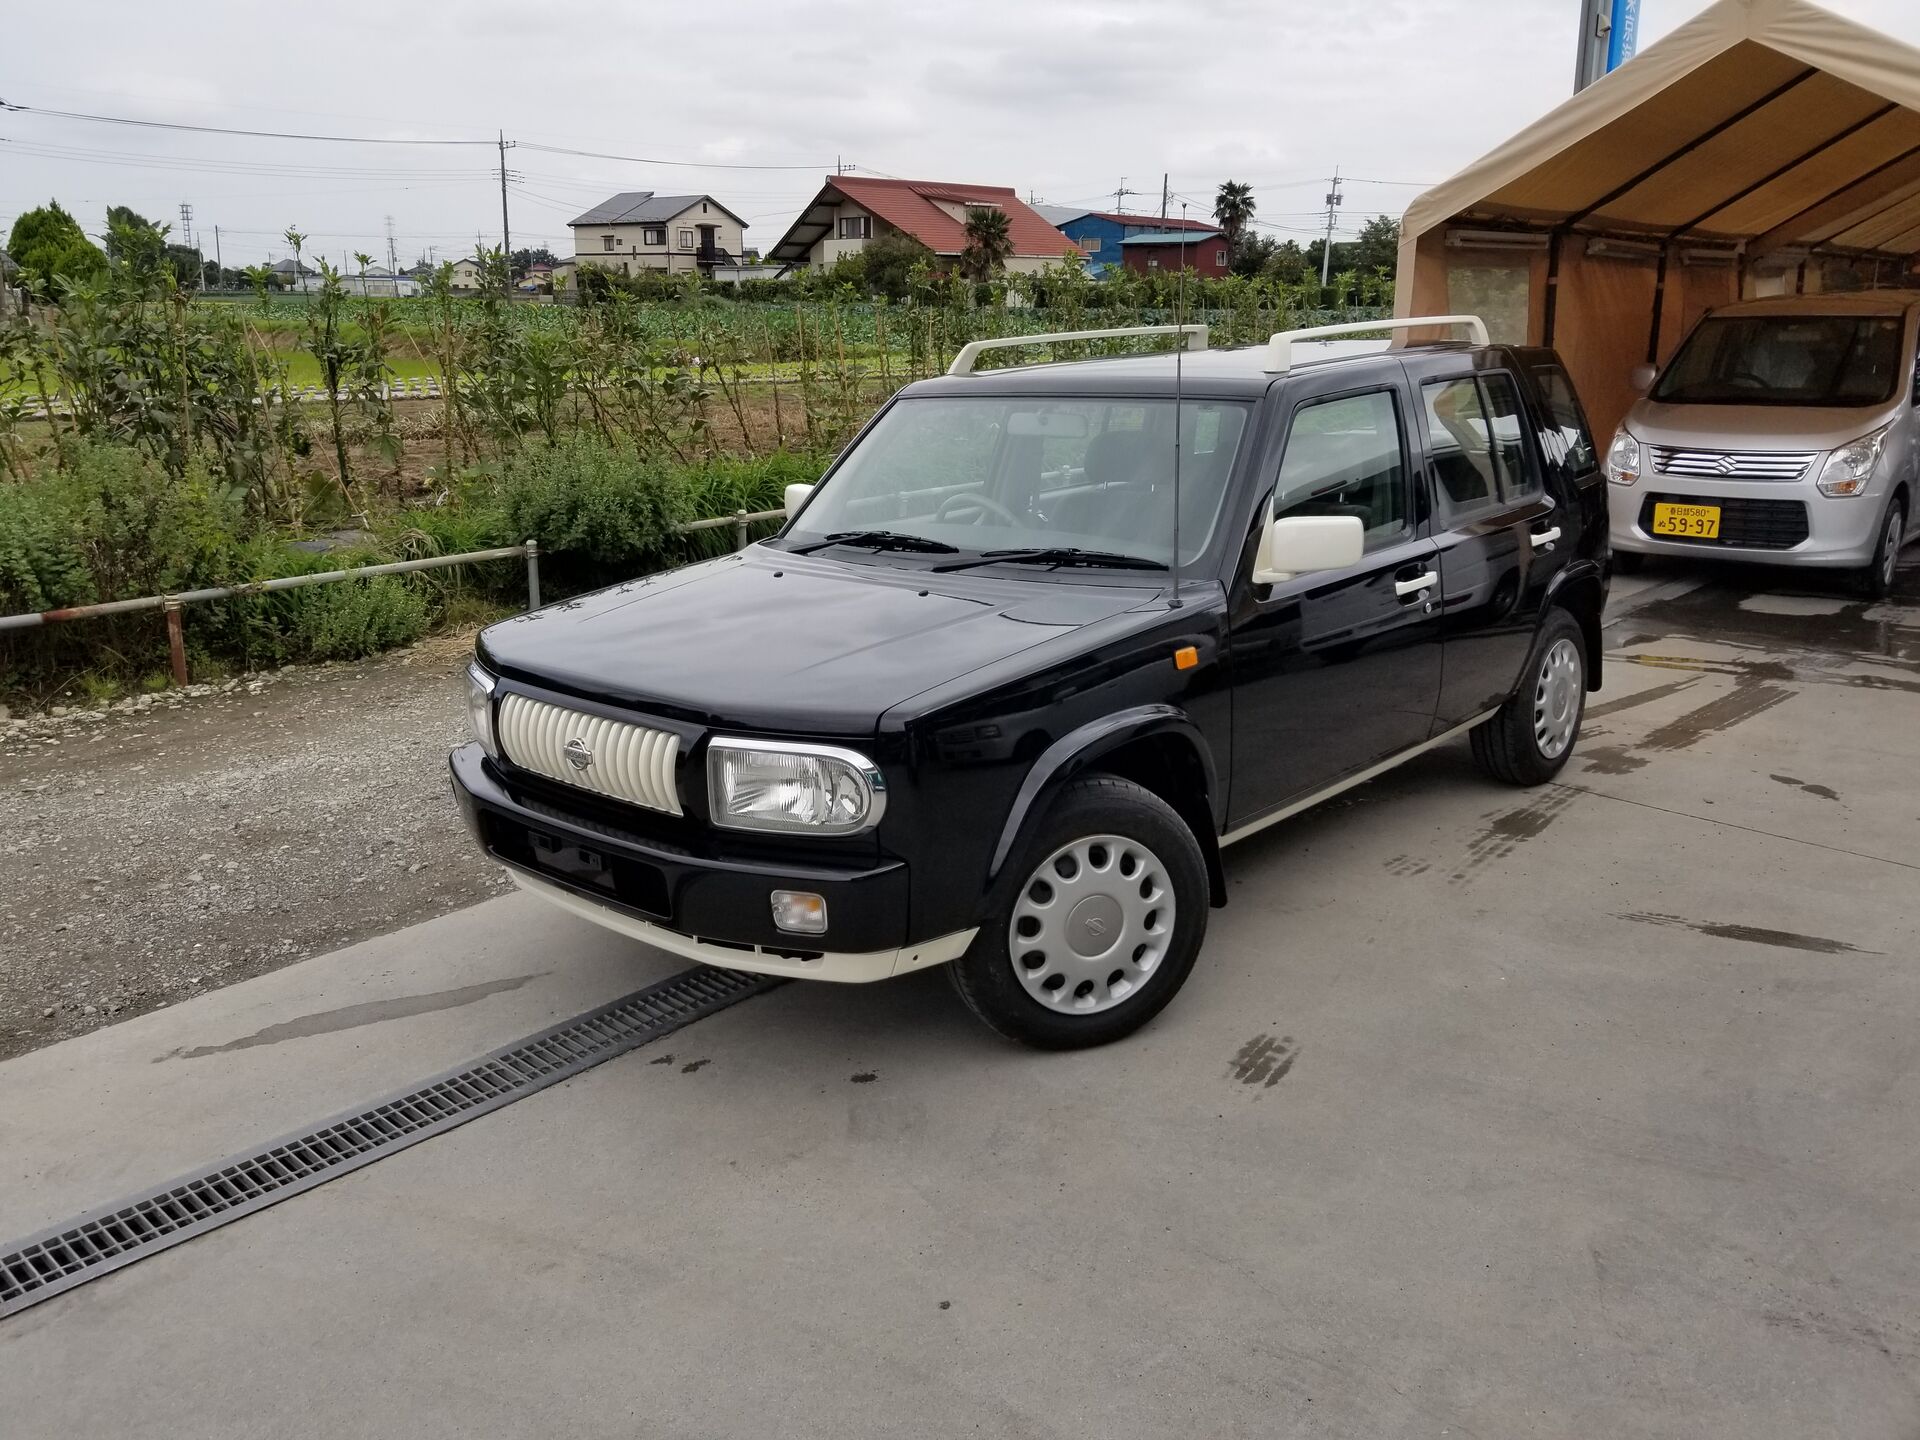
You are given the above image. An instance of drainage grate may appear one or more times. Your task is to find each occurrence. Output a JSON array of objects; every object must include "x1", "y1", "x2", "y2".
[{"x1": 0, "y1": 965, "x2": 778, "y2": 1320}]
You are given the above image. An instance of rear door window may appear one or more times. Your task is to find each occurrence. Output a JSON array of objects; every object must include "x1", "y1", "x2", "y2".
[
  {"x1": 1526, "y1": 364, "x2": 1598, "y2": 484},
  {"x1": 1422, "y1": 373, "x2": 1538, "y2": 519}
]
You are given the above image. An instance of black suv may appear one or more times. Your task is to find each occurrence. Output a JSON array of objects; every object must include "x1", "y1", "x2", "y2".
[{"x1": 450, "y1": 320, "x2": 1609, "y2": 1048}]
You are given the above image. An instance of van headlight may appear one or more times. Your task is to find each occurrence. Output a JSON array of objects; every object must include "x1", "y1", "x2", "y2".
[
  {"x1": 707, "y1": 739, "x2": 886, "y2": 835},
  {"x1": 1605, "y1": 428, "x2": 1642, "y2": 486},
  {"x1": 1816, "y1": 424, "x2": 1890, "y2": 497},
  {"x1": 465, "y1": 662, "x2": 500, "y2": 759}
]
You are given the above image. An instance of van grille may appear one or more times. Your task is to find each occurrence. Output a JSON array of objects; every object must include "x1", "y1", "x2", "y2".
[
  {"x1": 1650, "y1": 447, "x2": 1815, "y2": 482},
  {"x1": 497, "y1": 694, "x2": 683, "y2": 815}
]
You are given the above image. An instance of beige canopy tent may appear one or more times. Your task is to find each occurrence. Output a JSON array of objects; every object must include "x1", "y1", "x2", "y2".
[{"x1": 1396, "y1": 0, "x2": 1920, "y2": 440}]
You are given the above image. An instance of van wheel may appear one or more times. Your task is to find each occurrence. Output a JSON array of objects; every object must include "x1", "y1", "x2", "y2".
[
  {"x1": 1857, "y1": 500, "x2": 1904, "y2": 601},
  {"x1": 1470, "y1": 609, "x2": 1587, "y2": 787},
  {"x1": 949, "y1": 776, "x2": 1208, "y2": 1050}
]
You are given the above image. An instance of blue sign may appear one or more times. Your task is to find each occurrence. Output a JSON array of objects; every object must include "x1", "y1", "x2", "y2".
[{"x1": 1606, "y1": 0, "x2": 1641, "y2": 71}]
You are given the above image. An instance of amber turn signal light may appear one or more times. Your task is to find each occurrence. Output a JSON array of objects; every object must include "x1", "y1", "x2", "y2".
[{"x1": 1173, "y1": 645, "x2": 1199, "y2": 671}]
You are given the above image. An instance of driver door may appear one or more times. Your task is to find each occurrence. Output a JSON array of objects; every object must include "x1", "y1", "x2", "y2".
[{"x1": 1226, "y1": 370, "x2": 1445, "y2": 828}]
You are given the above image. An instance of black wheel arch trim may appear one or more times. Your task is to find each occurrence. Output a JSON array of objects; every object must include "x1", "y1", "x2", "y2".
[
  {"x1": 986, "y1": 705, "x2": 1224, "y2": 901},
  {"x1": 1541, "y1": 558, "x2": 1608, "y2": 691}
]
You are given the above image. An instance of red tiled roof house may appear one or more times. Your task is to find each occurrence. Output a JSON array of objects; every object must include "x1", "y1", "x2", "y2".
[{"x1": 767, "y1": 176, "x2": 1082, "y2": 276}]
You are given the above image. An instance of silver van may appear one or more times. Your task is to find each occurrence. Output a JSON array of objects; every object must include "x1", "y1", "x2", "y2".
[{"x1": 1605, "y1": 292, "x2": 1920, "y2": 597}]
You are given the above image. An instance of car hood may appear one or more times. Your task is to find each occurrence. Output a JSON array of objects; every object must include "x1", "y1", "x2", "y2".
[
  {"x1": 1625, "y1": 398, "x2": 1899, "y2": 452},
  {"x1": 477, "y1": 547, "x2": 1153, "y2": 736}
]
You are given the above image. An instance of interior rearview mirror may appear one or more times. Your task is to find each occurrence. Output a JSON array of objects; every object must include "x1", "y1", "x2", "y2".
[
  {"x1": 784, "y1": 483, "x2": 814, "y2": 518},
  {"x1": 1629, "y1": 362, "x2": 1658, "y2": 394},
  {"x1": 1252, "y1": 514, "x2": 1365, "y2": 585}
]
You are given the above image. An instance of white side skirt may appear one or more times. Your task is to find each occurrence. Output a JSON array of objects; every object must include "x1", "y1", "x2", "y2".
[
  {"x1": 509, "y1": 867, "x2": 976, "y2": 983},
  {"x1": 1220, "y1": 709, "x2": 1502, "y2": 848}
]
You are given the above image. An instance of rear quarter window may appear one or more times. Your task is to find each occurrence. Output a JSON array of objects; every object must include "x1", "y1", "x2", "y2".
[{"x1": 1527, "y1": 364, "x2": 1598, "y2": 485}]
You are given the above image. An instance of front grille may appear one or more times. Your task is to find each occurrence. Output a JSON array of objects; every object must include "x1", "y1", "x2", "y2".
[
  {"x1": 1639, "y1": 493, "x2": 1811, "y2": 550},
  {"x1": 497, "y1": 693, "x2": 682, "y2": 815},
  {"x1": 1650, "y1": 446, "x2": 1815, "y2": 482}
]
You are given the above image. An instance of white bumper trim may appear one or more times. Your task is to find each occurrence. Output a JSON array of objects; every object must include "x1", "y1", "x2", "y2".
[{"x1": 508, "y1": 867, "x2": 975, "y2": 983}]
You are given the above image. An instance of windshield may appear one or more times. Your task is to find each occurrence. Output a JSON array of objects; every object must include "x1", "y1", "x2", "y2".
[
  {"x1": 1653, "y1": 314, "x2": 1907, "y2": 407},
  {"x1": 780, "y1": 395, "x2": 1253, "y2": 569}
]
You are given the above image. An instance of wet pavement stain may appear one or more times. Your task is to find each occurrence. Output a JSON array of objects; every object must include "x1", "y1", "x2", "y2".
[
  {"x1": 1580, "y1": 743, "x2": 1649, "y2": 775},
  {"x1": 680, "y1": 1058, "x2": 711, "y2": 1074},
  {"x1": 1584, "y1": 675, "x2": 1703, "y2": 721},
  {"x1": 1625, "y1": 571, "x2": 1920, "y2": 671},
  {"x1": 648, "y1": 1053, "x2": 675, "y2": 1066},
  {"x1": 1639, "y1": 682, "x2": 1793, "y2": 753},
  {"x1": 1230, "y1": 1034, "x2": 1299, "y2": 1088},
  {"x1": 1383, "y1": 854, "x2": 1431, "y2": 876},
  {"x1": 155, "y1": 973, "x2": 546, "y2": 1061},
  {"x1": 1453, "y1": 788, "x2": 1582, "y2": 883},
  {"x1": 849, "y1": 1071, "x2": 878, "y2": 1084},
  {"x1": 1618, "y1": 912, "x2": 1878, "y2": 955},
  {"x1": 1770, "y1": 774, "x2": 1842, "y2": 803}
]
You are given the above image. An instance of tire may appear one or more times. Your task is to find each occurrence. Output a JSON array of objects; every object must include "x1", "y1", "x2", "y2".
[
  {"x1": 1470, "y1": 608, "x2": 1588, "y2": 787},
  {"x1": 1613, "y1": 551, "x2": 1645, "y2": 575},
  {"x1": 1856, "y1": 499, "x2": 1905, "y2": 601},
  {"x1": 948, "y1": 776, "x2": 1209, "y2": 1050}
]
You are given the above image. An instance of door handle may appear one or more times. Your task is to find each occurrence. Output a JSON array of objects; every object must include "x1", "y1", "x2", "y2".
[
  {"x1": 1530, "y1": 527, "x2": 1562, "y2": 548},
  {"x1": 1393, "y1": 571, "x2": 1438, "y2": 597}
]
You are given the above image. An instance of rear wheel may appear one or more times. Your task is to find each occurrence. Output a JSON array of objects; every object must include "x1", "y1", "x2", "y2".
[
  {"x1": 1856, "y1": 499, "x2": 1905, "y2": 601},
  {"x1": 1470, "y1": 608, "x2": 1587, "y2": 787},
  {"x1": 949, "y1": 776, "x2": 1208, "y2": 1050}
]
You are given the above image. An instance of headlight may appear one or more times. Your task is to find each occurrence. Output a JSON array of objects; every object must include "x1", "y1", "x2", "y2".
[
  {"x1": 1816, "y1": 424, "x2": 1890, "y2": 497},
  {"x1": 1605, "y1": 428, "x2": 1642, "y2": 486},
  {"x1": 707, "y1": 738, "x2": 886, "y2": 835},
  {"x1": 465, "y1": 662, "x2": 500, "y2": 759}
]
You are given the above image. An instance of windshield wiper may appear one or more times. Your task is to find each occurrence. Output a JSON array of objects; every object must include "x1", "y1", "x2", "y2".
[
  {"x1": 931, "y1": 546, "x2": 1168, "y2": 574},
  {"x1": 787, "y1": 530, "x2": 959, "y2": 555}
]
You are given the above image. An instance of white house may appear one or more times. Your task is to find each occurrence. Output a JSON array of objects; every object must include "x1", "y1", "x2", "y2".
[{"x1": 568, "y1": 192, "x2": 748, "y2": 278}]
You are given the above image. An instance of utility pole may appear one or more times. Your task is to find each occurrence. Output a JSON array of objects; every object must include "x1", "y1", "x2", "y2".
[
  {"x1": 180, "y1": 201, "x2": 202, "y2": 289},
  {"x1": 1160, "y1": 173, "x2": 1170, "y2": 222},
  {"x1": 497, "y1": 130, "x2": 515, "y2": 296},
  {"x1": 214, "y1": 225, "x2": 223, "y2": 288},
  {"x1": 385, "y1": 214, "x2": 399, "y2": 296},
  {"x1": 1114, "y1": 178, "x2": 1140, "y2": 214},
  {"x1": 1320, "y1": 166, "x2": 1344, "y2": 288}
]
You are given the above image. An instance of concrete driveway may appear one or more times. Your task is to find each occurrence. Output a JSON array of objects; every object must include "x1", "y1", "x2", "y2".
[{"x1": 3, "y1": 560, "x2": 1917, "y2": 1439}]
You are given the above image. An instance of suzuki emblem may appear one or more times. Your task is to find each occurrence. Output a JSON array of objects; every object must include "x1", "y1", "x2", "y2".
[
  {"x1": 564, "y1": 737, "x2": 593, "y2": 771},
  {"x1": 1713, "y1": 454, "x2": 1738, "y2": 475}
]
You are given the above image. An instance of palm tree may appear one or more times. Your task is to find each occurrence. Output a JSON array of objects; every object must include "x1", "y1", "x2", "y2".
[
  {"x1": 1213, "y1": 181, "x2": 1256, "y2": 249},
  {"x1": 961, "y1": 206, "x2": 1014, "y2": 281}
]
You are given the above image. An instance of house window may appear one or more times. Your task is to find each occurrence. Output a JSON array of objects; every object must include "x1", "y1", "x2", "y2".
[
  {"x1": 838, "y1": 216, "x2": 871, "y2": 240},
  {"x1": 1148, "y1": 257, "x2": 1160, "y2": 269},
  {"x1": 678, "y1": 228, "x2": 695, "y2": 249},
  {"x1": 1216, "y1": 249, "x2": 1228, "y2": 266},
  {"x1": 602, "y1": 236, "x2": 615, "y2": 252},
  {"x1": 642, "y1": 227, "x2": 665, "y2": 246}
]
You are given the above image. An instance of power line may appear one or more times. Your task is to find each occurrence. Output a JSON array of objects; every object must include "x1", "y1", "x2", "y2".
[
  {"x1": 0, "y1": 99, "x2": 496, "y2": 146},
  {"x1": 516, "y1": 141, "x2": 827, "y2": 172}
]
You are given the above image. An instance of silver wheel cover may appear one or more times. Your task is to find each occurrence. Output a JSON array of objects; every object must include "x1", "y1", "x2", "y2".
[
  {"x1": 1534, "y1": 637, "x2": 1583, "y2": 760},
  {"x1": 1008, "y1": 834, "x2": 1175, "y2": 1015}
]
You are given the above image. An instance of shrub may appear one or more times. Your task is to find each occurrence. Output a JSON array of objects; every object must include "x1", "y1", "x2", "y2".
[
  {"x1": 284, "y1": 576, "x2": 430, "y2": 661},
  {"x1": 496, "y1": 436, "x2": 692, "y2": 587}
]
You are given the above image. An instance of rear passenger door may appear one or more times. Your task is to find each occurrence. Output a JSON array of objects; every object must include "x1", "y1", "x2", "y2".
[
  {"x1": 1226, "y1": 371, "x2": 1444, "y2": 826},
  {"x1": 1414, "y1": 369, "x2": 1565, "y2": 730}
]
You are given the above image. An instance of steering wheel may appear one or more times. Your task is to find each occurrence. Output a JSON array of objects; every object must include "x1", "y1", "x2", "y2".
[{"x1": 933, "y1": 491, "x2": 1024, "y2": 527}]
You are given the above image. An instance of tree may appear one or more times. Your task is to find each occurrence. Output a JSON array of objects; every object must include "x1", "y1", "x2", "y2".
[
  {"x1": 1261, "y1": 240, "x2": 1310, "y2": 284},
  {"x1": 1352, "y1": 214, "x2": 1401, "y2": 274},
  {"x1": 7, "y1": 201, "x2": 107, "y2": 297},
  {"x1": 1213, "y1": 180, "x2": 1256, "y2": 248},
  {"x1": 509, "y1": 246, "x2": 558, "y2": 279},
  {"x1": 1230, "y1": 231, "x2": 1279, "y2": 278},
  {"x1": 960, "y1": 206, "x2": 1014, "y2": 281},
  {"x1": 105, "y1": 205, "x2": 166, "y2": 266},
  {"x1": 862, "y1": 231, "x2": 934, "y2": 301}
]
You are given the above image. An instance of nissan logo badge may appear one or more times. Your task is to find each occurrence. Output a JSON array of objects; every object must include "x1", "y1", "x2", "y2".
[{"x1": 564, "y1": 737, "x2": 593, "y2": 771}]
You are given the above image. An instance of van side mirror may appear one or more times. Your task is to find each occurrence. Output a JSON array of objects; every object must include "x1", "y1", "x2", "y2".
[
  {"x1": 1629, "y1": 363, "x2": 1658, "y2": 394},
  {"x1": 1252, "y1": 514, "x2": 1365, "y2": 585},
  {"x1": 784, "y1": 483, "x2": 814, "y2": 517}
]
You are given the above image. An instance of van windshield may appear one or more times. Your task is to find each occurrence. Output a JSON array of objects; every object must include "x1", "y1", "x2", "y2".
[
  {"x1": 780, "y1": 396, "x2": 1252, "y2": 569},
  {"x1": 1653, "y1": 314, "x2": 1906, "y2": 407}
]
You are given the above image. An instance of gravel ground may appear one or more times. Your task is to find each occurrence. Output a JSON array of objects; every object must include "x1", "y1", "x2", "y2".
[{"x1": 0, "y1": 633, "x2": 510, "y2": 1060}]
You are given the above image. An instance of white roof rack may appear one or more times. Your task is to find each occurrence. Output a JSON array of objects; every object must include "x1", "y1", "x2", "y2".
[
  {"x1": 1263, "y1": 314, "x2": 1489, "y2": 374},
  {"x1": 947, "y1": 324, "x2": 1208, "y2": 377}
]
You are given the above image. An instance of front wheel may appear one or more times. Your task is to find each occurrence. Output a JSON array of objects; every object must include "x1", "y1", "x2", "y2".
[
  {"x1": 1470, "y1": 609, "x2": 1588, "y2": 786},
  {"x1": 1856, "y1": 499, "x2": 1905, "y2": 601},
  {"x1": 948, "y1": 776, "x2": 1208, "y2": 1049}
]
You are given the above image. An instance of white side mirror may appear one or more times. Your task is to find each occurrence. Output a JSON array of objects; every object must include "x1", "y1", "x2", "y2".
[
  {"x1": 783, "y1": 483, "x2": 814, "y2": 518},
  {"x1": 1629, "y1": 362, "x2": 1658, "y2": 394},
  {"x1": 1253, "y1": 514, "x2": 1365, "y2": 585}
]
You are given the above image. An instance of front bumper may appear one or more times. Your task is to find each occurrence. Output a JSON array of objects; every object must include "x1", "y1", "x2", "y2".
[
  {"x1": 1608, "y1": 476, "x2": 1885, "y2": 568},
  {"x1": 449, "y1": 744, "x2": 974, "y2": 982}
]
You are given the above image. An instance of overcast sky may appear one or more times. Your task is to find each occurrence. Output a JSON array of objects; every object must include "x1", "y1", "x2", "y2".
[{"x1": 6, "y1": 0, "x2": 1919, "y2": 270}]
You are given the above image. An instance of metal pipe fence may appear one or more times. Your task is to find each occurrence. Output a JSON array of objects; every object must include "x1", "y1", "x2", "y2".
[{"x1": 0, "y1": 507, "x2": 786, "y2": 687}]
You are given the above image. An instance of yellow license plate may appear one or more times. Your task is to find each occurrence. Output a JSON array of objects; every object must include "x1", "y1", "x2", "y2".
[{"x1": 1652, "y1": 502, "x2": 1721, "y2": 539}]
